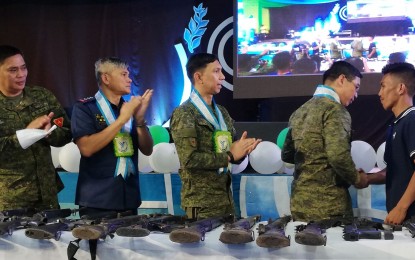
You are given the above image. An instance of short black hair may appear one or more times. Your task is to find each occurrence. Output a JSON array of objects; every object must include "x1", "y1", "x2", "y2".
[
  {"x1": 382, "y1": 62, "x2": 415, "y2": 96},
  {"x1": 323, "y1": 60, "x2": 362, "y2": 84},
  {"x1": 186, "y1": 53, "x2": 218, "y2": 84},
  {"x1": 344, "y1": 57, "x2": 364, "y2": 72},
  {"x1": 0, "y1": 45, "x2": 24, "y2": 65},
  {"x1": 272, "y1": 51, "x2": 291, "y2": 71},
  {"x1": 388, "y1": 52, "x2": 406, "y2": 63}
]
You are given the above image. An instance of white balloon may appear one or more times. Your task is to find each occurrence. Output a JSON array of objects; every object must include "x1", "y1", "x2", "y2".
[
  {"x1": 231, "y1": 156, "x2": 249, "y2": 174},
  {"x1": 138, "y1": 150, "x2": 153, "y2": 173},
  {"x1": 376, "y1": 142, "x2": 387, "y2": 170},
  {"x1": 149, "y1": 143, "x2": 180, "y2": 173},
  {"x1": 59, "y1": 142, "x2": 81, "y2": 173},
  {"x1": 50, "y1": 146, "x2": 62, "y2": 168},
  {"x1": 351, "y1": 140, "x2": 376, "y2": 172},
  {"x1": 249, "y1": 141, "x2": 283, "y2": 174}
]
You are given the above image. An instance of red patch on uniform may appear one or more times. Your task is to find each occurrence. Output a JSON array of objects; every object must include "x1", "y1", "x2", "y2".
[{"x1": 53, "y1": 117, "x2": 64, "y2": 127}]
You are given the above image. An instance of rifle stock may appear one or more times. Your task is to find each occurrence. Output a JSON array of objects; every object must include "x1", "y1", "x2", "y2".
[
  {"x1": 219, "y1": 215, "x2": 261, "y2": 244},
  {"x1": 72, "y1": 214, "x2": 145, "y2": 240},
  {"x1": 116, "y1": 214, "x2": 187, "y2": 237},
  {"x1": 1, "y1": 208, "x2": 79, "y2": 236},
  {"x1": 24, "y1": 210, "x2": 120, "y2": 240},
  {"x1": 169, "y1": 214, "x2": 233, "y2": 243},
  {"x1": 256, "y1": 215, "x2": 291, "y2": 248}
]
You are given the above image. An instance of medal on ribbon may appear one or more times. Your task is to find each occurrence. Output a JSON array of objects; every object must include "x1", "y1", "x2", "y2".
[
  {"x1": 213, "y1": 130, "x2": 232, "y2": 154},
  {"x1": 114, "y1": 132, "x2": 134, "y2": 157}
]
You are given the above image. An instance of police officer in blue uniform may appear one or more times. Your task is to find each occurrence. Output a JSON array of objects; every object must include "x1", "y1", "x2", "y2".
[{"x1": 71, "y1": 57, "x2": 153, "y2": 216}]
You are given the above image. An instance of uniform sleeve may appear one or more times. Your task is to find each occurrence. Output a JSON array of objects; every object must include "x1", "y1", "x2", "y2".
[
  {"x1": 71, "y1": 101, "x2": 99, "y2": 141},
  {"x1": 170, "y1": 107, "x2": 228, "y2": 171},
  {"x1": 43, "y1": 89, "x2": 72, "y2": 147},
  {"x1": 323, "y1": 106, "x2": 359, "y2": 185},
  {"x1": 281, "y1": 127, "x2": 295, "y2": 164}
]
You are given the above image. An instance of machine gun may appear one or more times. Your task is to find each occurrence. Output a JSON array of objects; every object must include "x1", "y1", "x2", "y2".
[
  {"x1": 343, "y1": 218, "x2": 394, "y2": 241},
  {"x1": 71, "y1": 213, "x2": 146, "y2": 240},
  {"x1": 256, "y1": 215, "x2": 291, "y2": 248},
  {"x1": 115, "y1": 214, "x2": 188, "y2": 237},
  {"x1": 219, "y1": 215, "x2": 261, "y2": 244},
  {"x1": 0, "y1": 208, "x2": 79, "y2": 236},
  {"x1": 169, "y1": 214, "x2": 234, "y2": 243},
  {"x1": 24, "y1": 210, "x2": 124, "y2": 240}
]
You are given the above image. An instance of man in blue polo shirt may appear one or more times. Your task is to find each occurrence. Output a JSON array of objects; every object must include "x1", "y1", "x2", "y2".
[
  {"x1": 368, "y1": 62, "x2": 415, "y2": 225},
  {"x1": 71, "y1": 57, "x2": 153, "y2": 216}
]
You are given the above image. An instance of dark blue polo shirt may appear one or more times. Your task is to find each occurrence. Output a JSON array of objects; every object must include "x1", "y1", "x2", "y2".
[
  {"x1": 384, "y1": 107, "x2": 415, "y2": 220},
  {"x1": 71, "y1": 96, "x2": 141, "y2": 210}
]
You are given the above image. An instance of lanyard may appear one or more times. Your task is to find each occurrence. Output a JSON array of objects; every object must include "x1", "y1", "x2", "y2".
[
  {"x1": 313, "y1": 85, "x2": 340, "y2": 103},
  {"x1": 95, "y1": 90, "x2": 135, "y2": 179},
  {"x1": 189, "y1": 89, "x2": 227, "y2": 131}
]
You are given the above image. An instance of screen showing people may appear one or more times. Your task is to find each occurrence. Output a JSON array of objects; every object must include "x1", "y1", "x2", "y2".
[{"x1": 236, "y1": 0, "x2": 415, "y2": 76}]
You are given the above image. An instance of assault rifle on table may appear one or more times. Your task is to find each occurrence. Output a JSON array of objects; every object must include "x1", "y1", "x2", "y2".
[
  {"x1": 295, "y1": 217, "x2": 348, "y2": 246},
  {"x1": 256, "y1": 215, "x2": 291, "y2": 248},
  {"x1": 115, "y1": 214, "x2": 188, "y2": 237},
  {"x1": 219, "y1": 215, "x2": 261, "y2": 244},
  {"x1": 169, "y1": 214, "x2": 234, "y2": 243},
  {"x1": 0, "y1": 208, "x2": 79, "y2": 236},
  {"x1": 24, "y1": 210, "x2": 127, "y2": 240},
  {"x1": 71, "y1": 212, "x2": 145, "y2": 240},
  {"x1": 343, "y1": 217, "x2": 395, "y2": 241}
]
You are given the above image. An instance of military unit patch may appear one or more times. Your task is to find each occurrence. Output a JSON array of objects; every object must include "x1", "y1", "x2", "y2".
[
  {"x1": 96, "y1": 114, "x2": 106, "y2": 125},
  {"x1": 53, "y1": 117, "x2": 64, "y2": 127}
]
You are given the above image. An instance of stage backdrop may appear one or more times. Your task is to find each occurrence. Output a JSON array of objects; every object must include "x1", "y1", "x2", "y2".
[{"x1": 0, "y1": 0, "x2": 390, "y2": 147}]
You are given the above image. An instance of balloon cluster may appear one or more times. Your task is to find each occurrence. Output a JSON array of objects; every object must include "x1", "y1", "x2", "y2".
[
  {"x1": 52, "y1": 127, "x2": 385, "y2": 175},
  {"x1": 351, "y1": 140, "x2": 386, "y2": 172}
]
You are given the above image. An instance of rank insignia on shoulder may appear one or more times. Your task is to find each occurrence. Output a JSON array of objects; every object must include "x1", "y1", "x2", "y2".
[
  {"x1": 95, "y1": 114, "x2": 106, "y2": 124},
  {"x1": 53, "y1": 117, "x2": 64, "y2": 127},
  {"x1": 78, "y1": 96, "x2": 95, "y2": 103}
]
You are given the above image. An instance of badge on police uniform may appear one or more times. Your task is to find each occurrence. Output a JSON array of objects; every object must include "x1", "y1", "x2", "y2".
[
  {"x1": 113, "y1": 132, "x2": 134, "y2": 157},
  {"x1": 213, "y1": 130, "x2": 232, "y2": 153}
]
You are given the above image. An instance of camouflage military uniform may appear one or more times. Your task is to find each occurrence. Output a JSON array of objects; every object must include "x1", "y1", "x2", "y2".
[
  {"x1": 0, "y1": 86, "x2": 72, "y2": 211},
  {"x1": 282, "y1": 96, "x2": 360, "y2": 222},
  {"x1": 170, "y1": 100, "x2": 236, "y2": 219}
]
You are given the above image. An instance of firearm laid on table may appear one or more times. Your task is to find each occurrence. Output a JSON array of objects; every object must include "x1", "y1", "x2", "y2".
[
  {"x1": 24, "y1": 210, "x2": 129, "y2": 240},
  {"x1": 219, "y1": 215, "x2": 261, "y2": 244},
  {"x1": 0, "y1": 208, "x2": 79, "y2": 236},
  {"x1": 169, "y1": 214, "x2": 234, "y2": 243},
  {"x1": 71, "y1": 212, "x2": 146, "y2": 240},
  {"x1": 342, "y1": 218, "x2": 396, "y2": 241},
  {"x1": 294, "y1": 218, "x2": 347, "y2": 246},
  {"x1": 115, "y1": 214, "x2": 188, "y2": 237},
  {"x1": 256, "y1": 215, "x2": 291, "y2": 248}
]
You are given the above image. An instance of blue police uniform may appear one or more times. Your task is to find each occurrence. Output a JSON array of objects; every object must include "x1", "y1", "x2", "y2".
[
  {"x1": 384, "y1": 107, "x2": 415, "y2": 220},
  {"x1": 71, "y1": 97, "x2": 141, "y2": 211}
]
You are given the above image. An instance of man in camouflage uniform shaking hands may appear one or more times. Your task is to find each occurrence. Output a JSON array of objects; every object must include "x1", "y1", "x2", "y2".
[{"x1": 282, "y1": 61, "x2": 369, "y2": 222}]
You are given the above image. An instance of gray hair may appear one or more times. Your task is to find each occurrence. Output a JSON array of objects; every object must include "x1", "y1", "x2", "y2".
[{"x1": 94, "y1": 57, "x2": 129, "y2": 85}]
